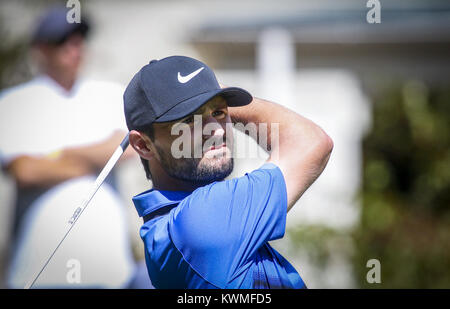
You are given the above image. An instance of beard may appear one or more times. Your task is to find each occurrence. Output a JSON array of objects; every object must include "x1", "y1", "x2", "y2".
[{"x1": 155, "y1": 144, "x2": 234, "y2": 186}]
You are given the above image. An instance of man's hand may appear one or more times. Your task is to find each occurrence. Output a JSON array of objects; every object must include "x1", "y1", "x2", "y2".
[{"x1": 228, "y1": 97, "x2": 333, "y2": 212}]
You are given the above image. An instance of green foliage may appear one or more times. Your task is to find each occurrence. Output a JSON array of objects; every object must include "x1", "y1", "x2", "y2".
[
  {"x1": 354, "y1": 81, "x2": 450, "y2": 288},
  {"x1": 286, "y1": 225, "x2": 353, "y2": 269},
  {"x1": 0, "y1": 18, "x2": 31, "y2": 91},
  {"x1": 285, "y1": 81, "x2": 450, "y2": 288}
]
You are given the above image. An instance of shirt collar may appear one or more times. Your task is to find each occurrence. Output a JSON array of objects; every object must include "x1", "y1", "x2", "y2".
[
  {"x1": 36, "y1": 74, "x2": 82, "y2": 98},
  {"x1": 132, "y1": 189, "x2": 192, "y2": 217}
]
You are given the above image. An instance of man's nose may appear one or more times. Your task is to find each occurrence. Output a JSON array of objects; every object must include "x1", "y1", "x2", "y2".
[{"x1": 203, "y1": 116, "x2": 225, "y2": 138}]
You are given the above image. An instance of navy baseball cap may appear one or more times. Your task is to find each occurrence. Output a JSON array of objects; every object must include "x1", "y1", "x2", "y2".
[
  {"x1": 31, "y1": 6, "x2": 90, "y2": 45},
  {"x1": 124, "y1": 56, "x2": 253, "y2": 131}
]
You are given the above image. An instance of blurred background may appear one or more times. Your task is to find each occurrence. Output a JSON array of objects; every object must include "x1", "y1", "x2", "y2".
[{"x1": 0, "y1": 0, "x2": 449, "y2": 288}]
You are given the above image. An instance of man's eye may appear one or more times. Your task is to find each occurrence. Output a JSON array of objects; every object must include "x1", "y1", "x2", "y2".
[{"x1": 212, "y1": 110, "x2": 225, "y2": 118}]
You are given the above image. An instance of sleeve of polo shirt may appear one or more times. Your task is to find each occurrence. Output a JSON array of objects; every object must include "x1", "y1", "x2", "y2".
[{"x1": 168, "y1": 162, "x2": 288, "y2": 285}]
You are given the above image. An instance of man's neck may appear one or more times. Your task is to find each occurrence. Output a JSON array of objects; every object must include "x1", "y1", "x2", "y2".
[
  {"x1": 151, "y1": 177, "x2": 201, "y2": 193},
  {"x1": 149, "y1": 162, "x2": 206, "y2": 192},
  {"x1": 44, "y1": 69, "x2": 76, "y2": 92}
]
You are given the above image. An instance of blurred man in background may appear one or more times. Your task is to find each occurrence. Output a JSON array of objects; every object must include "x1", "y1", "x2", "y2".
[{"x1": 0, "y1": 7, "x2": 149, "y2": 288}]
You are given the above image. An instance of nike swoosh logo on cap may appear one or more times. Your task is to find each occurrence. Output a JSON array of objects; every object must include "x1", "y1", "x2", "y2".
[{"x1": 177, "y1": 67, "x2": 204, "y2": 83}]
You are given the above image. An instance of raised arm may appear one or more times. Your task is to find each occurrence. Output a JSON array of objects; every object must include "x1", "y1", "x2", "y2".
[{"x1": 228, "y1": 97, "x2": 333, "y2": 211}]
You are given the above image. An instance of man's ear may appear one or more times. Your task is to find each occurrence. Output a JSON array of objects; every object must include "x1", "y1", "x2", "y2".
[{"x1": 129, "y1": 130, "x2": 155, "y2": 160}]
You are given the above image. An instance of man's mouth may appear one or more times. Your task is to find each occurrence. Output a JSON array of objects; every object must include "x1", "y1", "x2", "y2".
[
  {"x1": 203, "y1": 143, "x2": 228, "y2": 158},
  {"x1": 207, "y1": 143, "x2": 226, "y2": 151}
]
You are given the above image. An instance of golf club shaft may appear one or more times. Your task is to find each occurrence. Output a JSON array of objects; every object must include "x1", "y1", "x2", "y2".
[{"x1": 24, "y1": 133, "x2": 130, "y2": 289}]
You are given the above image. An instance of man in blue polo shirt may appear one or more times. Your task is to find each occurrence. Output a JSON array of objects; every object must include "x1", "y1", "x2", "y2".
[{"x1": 123, "y1": 56, "x2": 333, "y2": 289}]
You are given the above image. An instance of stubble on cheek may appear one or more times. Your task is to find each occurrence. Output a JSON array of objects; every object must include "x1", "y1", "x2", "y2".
[{"x1": 154, "y1": 121, "x2": 235, "y2": 183}]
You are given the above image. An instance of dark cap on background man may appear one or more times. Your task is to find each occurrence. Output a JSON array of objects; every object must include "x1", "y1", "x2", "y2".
[
  {"x1": 31, "y1": 6, "x2": 90, "y2": 45},
  {"x1": 123, "y1": 56, "x2": 253, "y2": 131}
]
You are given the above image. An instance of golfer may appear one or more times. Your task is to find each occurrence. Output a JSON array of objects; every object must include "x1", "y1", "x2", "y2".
[{"x1": 124, "y1": 56, "x2": 333, "y2": 289}]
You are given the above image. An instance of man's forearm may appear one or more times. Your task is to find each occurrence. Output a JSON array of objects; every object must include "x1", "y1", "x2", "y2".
[
  {"x1": 62, "y1": 130, "x2": 134, "y2": 171},
  {"x1": 7, "y1": 155, "x2": 92, "y2": 188},
  {"x1": 228, "y1": 96, "x2": 333, "y2": 210},
  {"x1": 6, "y1": 131, "x2": 134, "y2": 189},
  {"x1": 229, "y1": 97, "x2": 308, "y2": 153}
]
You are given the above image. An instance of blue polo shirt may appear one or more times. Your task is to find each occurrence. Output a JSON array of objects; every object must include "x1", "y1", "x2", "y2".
[{"x1": 133, "y1": 163, "x2": 306, "y2": 289}]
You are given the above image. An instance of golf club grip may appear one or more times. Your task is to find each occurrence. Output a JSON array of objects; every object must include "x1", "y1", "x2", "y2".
[{"x1": 120, "y1": 133, "x2": 129, "y2": 150}]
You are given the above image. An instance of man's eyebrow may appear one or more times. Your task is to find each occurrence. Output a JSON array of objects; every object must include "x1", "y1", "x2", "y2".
[
  {"x1": 179, "y1": 114, "x2": 194, "y2": 122},
  {"x1": 180, "y1": 105, "x2": 206, "y2": 120},
  {"x1": 174, "y1": 99, "x2": 227, "y2": 123},
  {"x1": 170, "y1": 111, "x2": 196, "y2": 126}
]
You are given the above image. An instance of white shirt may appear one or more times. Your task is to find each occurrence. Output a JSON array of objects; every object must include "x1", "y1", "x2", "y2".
[{"x1": 0, "y1": 75, "x2": 127, "y2": 165}]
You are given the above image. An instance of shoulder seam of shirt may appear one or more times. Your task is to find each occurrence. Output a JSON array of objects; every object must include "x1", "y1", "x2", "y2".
[{"x1": 167, "y1": 210, "x2": 223, "y2": 289}]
